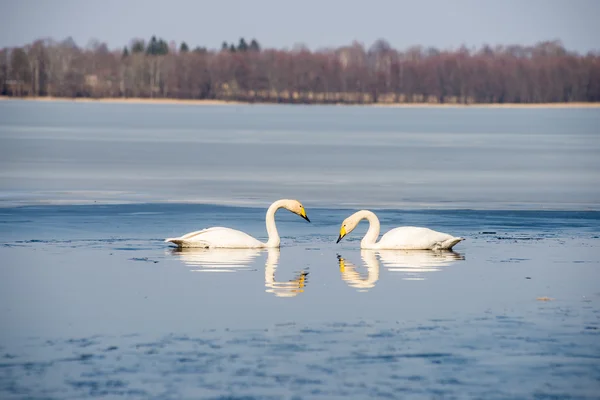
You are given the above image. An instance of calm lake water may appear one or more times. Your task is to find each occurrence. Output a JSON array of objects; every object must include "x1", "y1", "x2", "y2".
[
  {"x1": 0, "y1": 100, "x2": 599, "y2": 399},
  {"x1": 0, "y1": 100, "x2": 599, "y2": 209}
]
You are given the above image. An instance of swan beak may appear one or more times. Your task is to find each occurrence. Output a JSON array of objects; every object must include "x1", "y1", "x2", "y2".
[
  {"x1": 336, "y1": 226, "x2": 347, "y2": 243},
  {"x1": 300, "y1": 209, "x2": 310, "y2": 222}
]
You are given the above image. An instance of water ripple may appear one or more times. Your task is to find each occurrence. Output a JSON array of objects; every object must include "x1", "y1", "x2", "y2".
[{"x1": 1, "y1": 316, "x2": 599, "y2": 399}]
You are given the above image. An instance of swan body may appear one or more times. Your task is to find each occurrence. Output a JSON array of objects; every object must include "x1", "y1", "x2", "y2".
[
  {"x1": 165, "y1": 199, "x2": 310, "y2": 248},
  {"x1": 336, "y1": 210, "x2": 463, "y2": 250}
]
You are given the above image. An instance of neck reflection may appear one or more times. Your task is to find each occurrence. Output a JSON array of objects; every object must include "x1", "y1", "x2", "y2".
[
  {"x1": 337, "y1": 251, "x2": 380, "y2": 292},
  {"x1": 264, "y1": 248, "x2": 309, "y2": 298}
]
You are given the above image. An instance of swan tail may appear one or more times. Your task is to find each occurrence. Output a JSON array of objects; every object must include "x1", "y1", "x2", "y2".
[
  {"x1": 164, "y1": 237, "x2": 184, "y2": 246},
  {"x1": 440, "y1": 237, "x2": 464, "y2": 250},
  {"x1": 164, "y1": 237, "x2": 210, "y2": 248}
]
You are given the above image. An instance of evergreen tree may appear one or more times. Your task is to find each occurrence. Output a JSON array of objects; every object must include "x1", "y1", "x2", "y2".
[
  {"x1": 237, "y1": 38, "x2": 248, "y2": 52},
  {"x1": 249, "y1": 39, "x2": 261, "y2": 52},
  {"x1": 157, "y1": 38, "x2": 169, "y2": 55},
  {"x1": 180, "y1": 42, "x2": 189, "y2": 53},
  {"x1": 131, "y1": 40, "x2": 145, "y2": 53},
  {"x1": 122, "y1": 47, "x2": 129, "y2": 58},
  {"x1": 146, "y1": 36, "x2": 158, "y2": 55},
  {"x1": 229, "y1": 44, "x2": 236, "y2": 53},
  {"x1": 221, "y1": 42, "x2": 228, "y2": 52},
  {"x1": 146, "y1": 36, "x2": 169, "y2": 55}
]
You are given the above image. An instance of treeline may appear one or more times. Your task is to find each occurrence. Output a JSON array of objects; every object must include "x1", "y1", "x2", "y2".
[{"x1": 1, "y1": 36, "x2": 599, "y2": 104}]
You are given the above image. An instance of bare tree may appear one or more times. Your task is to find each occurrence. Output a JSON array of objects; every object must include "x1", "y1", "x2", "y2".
[{"x1": 1, "y1": 37, "x2": 599, "y2": 103}]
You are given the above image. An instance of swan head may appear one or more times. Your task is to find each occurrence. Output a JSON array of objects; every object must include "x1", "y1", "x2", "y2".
[
  {"x1": 282, "y1": 199, "x2": 311, "y2": 222},
  {"x1": 336, "y1": 212, "x2": 361, "y2": 243}
]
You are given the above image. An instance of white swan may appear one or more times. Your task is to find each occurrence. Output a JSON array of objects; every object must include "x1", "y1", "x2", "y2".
[
  {"x1": 336, "y1": 210, "x2": 464, "y2": 250},
  {"x1": 164, "y1": 199, "x2": 310, "y2": 248}
]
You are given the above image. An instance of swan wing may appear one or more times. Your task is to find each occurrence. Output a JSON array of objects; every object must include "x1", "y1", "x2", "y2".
[
  {"x1": 179, "y1": 227, "x2": 226, "y2": 240},
  {"x1": 165, "y1": 227, "x2": 265, "y2": 248},
  {"x1": 378, "y1": 226, "x2": 463, "y2": 250}
]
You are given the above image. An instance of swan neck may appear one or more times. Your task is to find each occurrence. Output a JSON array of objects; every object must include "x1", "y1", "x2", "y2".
[
  {"x1": 265, "y1": 200, "x2": 285, "y2": 247},
  {"x1": 359, "y1": 211, "x2": 381, "y2": 248}
]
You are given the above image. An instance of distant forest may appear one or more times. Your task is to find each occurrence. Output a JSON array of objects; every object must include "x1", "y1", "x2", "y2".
[{"x1": 1, "y1": 36, "x2": 599, "y2": 104}]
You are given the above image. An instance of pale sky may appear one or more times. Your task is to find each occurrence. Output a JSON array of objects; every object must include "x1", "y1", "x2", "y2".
[{"x1": 1, "y1": 0, "x2": 599, "y2": 53}]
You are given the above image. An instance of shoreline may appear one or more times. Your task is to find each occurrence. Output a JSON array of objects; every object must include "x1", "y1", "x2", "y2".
[
  {"x1": 1, "y1": 96, "x2": 599, "y2": 109},
  {"x1": 1, "y1": 198, "x2": 598, "y2": 212}
]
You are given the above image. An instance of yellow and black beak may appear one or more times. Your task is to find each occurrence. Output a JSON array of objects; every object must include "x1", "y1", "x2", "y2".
[
  {"x1": 300, "y1": 208, "x2": 310, "y2": 223},
  {"x1": 336, "y1": 225, "x2": 347, "y2": 243}
]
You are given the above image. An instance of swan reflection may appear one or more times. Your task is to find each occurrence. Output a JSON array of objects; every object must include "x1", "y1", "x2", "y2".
[
  {"x1": 378, "y1": 249, "x2": 464, "y2": 280},
  {"x1": 169, "y1": 247, "x2": 261, "y2": 272},
  {"x1": 337, "y1": 251, "x2": 380, "y2": 292},
  {"x1": 169, "y1": 247, "x2": 309, "y2": 297},
  {"x1": 264, "y1": 248, "x2": 309, "y2": 298},
  {"x1": 338, "y1": 249, "x2": 465, "y2": 289}
]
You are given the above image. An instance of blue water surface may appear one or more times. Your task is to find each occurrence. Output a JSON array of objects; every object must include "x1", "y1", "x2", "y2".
[
  {"x1": 0, "y1": 204, "x2": 599, "y2": 399},
  {"x1": 1, "y1": 100, "x2": 599, "y2": 398}
]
